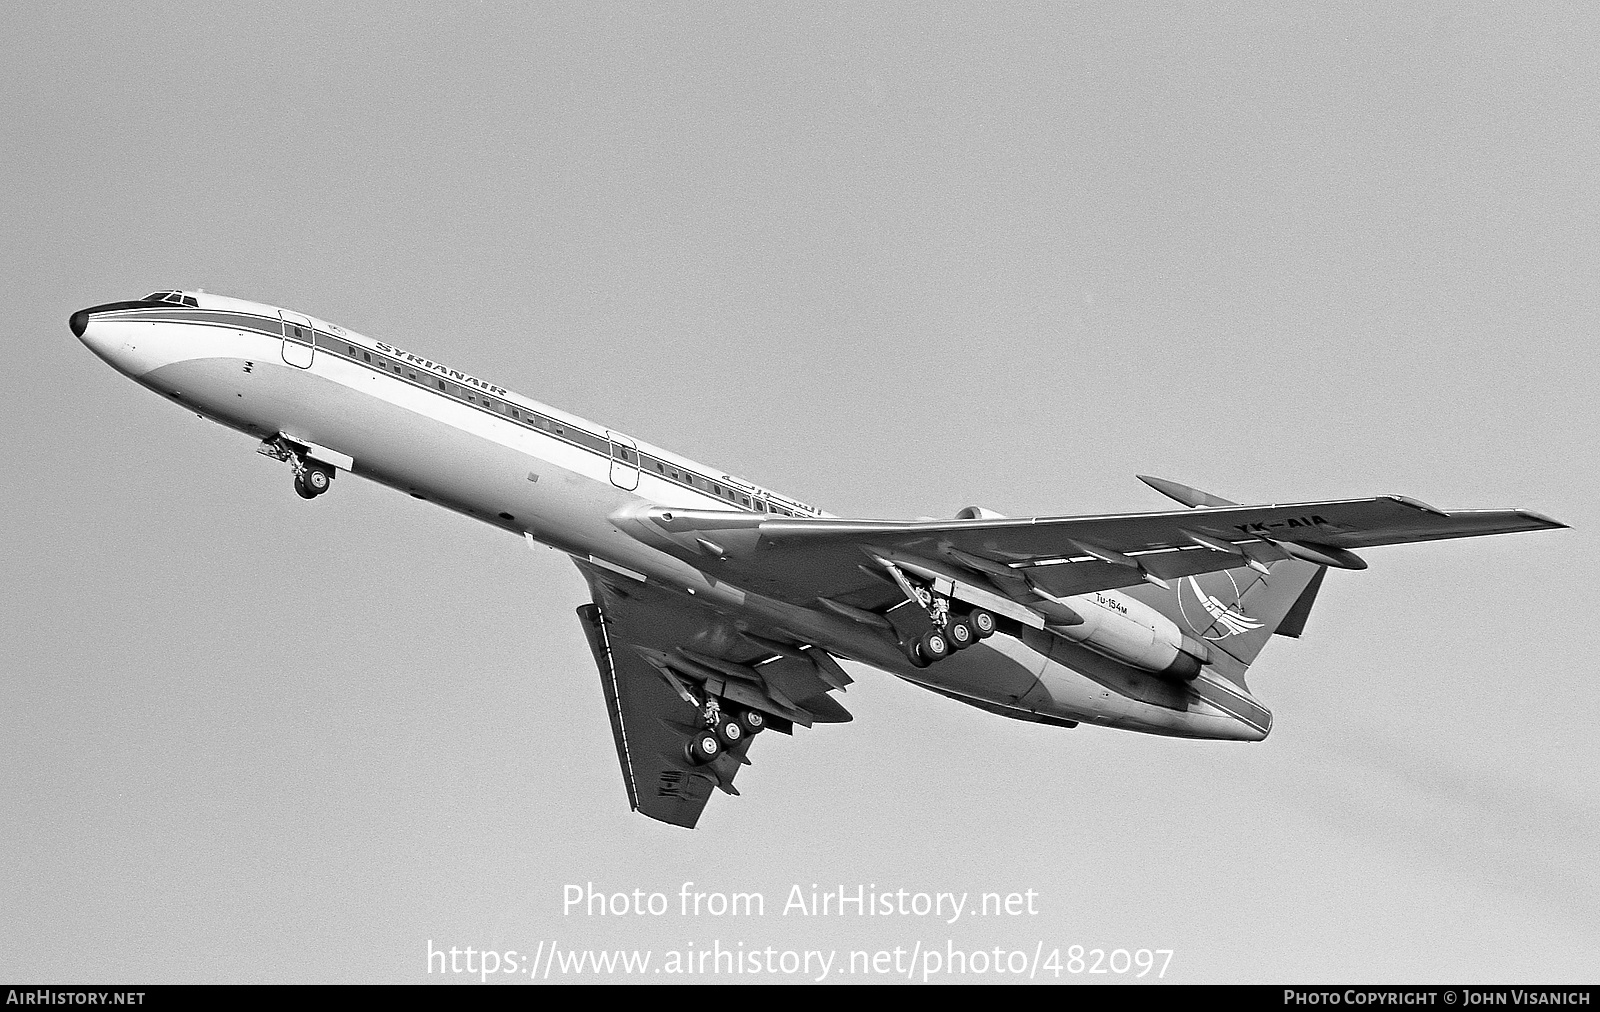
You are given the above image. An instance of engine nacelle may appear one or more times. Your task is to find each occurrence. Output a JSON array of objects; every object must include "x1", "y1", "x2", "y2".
[
  {"x1": 955, "y1": 505, "x2": 1008, "y2": 520},
  {"x1": 1049, "y1": 590, "x2": 1209, "y2": 680}
]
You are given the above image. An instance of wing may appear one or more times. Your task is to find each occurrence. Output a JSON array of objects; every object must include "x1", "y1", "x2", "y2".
[
  {"x1": 615, "y1": 492, "x2": 1566, "y2": 619},
  {"x1": 573, "y1": 560, "x2": 852, "y2": 829}
]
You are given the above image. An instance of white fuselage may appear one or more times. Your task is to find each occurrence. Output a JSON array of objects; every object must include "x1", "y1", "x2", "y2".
[{"x1": 73, "y1": 292, "x2": 1270, "y2": 743}]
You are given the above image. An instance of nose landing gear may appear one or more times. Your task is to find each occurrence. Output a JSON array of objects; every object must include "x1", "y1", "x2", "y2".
[
  {"x1": 259, "y1": 435, "x2": 344, "y2": 500},
  {"x1": 293, "y1": 461, "x2": 334, "y2": 499}
]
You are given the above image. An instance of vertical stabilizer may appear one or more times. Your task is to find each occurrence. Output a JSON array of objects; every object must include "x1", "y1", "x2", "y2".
[
  {"x1": 1125, "y1": 476, "x2": 1339, "y2": 688},
  {"x1": 1122, "y1": 558, "x2": 1325, "y2": 688}
]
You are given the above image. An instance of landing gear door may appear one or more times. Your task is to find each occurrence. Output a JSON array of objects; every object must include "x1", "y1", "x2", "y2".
[
  {"x1": 279, "y1": 310, "x2": 315, "y2": 369},
  {"x1": 608, "y1": 431, "x2": 640, "y2": 491}
]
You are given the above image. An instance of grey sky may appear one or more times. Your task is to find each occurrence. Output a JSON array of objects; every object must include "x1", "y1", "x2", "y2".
[{"x1": 3, "y1": 2, "x2": 1596, "y2": 982}]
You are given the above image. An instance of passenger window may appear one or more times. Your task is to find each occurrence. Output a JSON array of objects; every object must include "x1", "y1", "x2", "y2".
[
  {"x1": 437, "y1": 380, "x2": 446, "y2": 390},
  {"x1": 363, "y1": 352, "x2": 371, "y2": 363},
  {"x1": 512, "y1": 408, "x2": 521, "y2": 419}
]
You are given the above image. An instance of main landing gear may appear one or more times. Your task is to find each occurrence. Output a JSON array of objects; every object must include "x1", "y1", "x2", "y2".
[
  {"x1": 870, "y1": 556, "x2": 998, "y2": 668},
  {"x1": 903, "y1": 606, "x2": 996, "y2": 667},
  {"x1": 896, "y1": 582, "x2": 997, "y2": 669},
  {"x1": 683, "y1": 695, "x2": 767, "y2": 766}
]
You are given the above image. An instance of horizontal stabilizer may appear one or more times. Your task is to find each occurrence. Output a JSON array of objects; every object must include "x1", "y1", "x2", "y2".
[{"x1": 1138, "y1": 474, "x2": 1238, "y2": 509}]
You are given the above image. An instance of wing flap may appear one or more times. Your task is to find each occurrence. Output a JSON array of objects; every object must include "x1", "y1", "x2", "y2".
[{"x1": 577, "y1": 602, "x2": 642, "y2": 814}]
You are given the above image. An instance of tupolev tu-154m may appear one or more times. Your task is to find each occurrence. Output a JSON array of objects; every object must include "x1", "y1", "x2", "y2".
[{"x1": 71, "y1": 291, "x2": 1568, "y2": 828}]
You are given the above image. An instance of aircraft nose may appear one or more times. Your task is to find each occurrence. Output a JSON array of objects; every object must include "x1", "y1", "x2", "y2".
[
  {"x1": 69, "y1": 302, "x2": 129, "y2": 368},
  {"x1": 70, "y1": 300, "x2": 177, "y2": 379}
]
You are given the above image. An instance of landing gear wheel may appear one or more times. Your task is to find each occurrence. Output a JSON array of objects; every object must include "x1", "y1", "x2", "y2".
[
  {"x1": 945, "y1": 617, "x2": 975, "y2": 650},
  {"x1": 902, "y1": 640, "x2": 931, "y2": 669},
  {"x1": 969, "y1": 609, "x2": 997, "y2": 638},
  {"x1": 917, "y1": 629, "x2": 950, "y2": 663},
  {"x1": 715, "y1": 716, "x2": 744, "y2": 748},
  {"x1": 685, "y1": 731, "x2": 721, "y2": 766},
  {"x1": 735, "y1": 708, "x2": 766, "y2": 736},
  {"x1": 303, "y1": 463, "x2": 333, "y2": 496},
  {"x1": 293, "y1": 474, "x2": 316, "y2": 499}
]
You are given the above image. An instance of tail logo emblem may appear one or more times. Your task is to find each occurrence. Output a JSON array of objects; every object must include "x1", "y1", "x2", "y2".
[{"x1": 1178, "y1": 575, "x2": 1264, "y2": 640}]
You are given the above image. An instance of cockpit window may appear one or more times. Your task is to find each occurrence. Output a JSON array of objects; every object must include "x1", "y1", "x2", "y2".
[
  {"x1": 145, "y1": 291, "x2": 177, "y2": 302},
  {"x1": 143, "y1": 291, "x2": 192, "y2": 306},
  {"x1": 181, "y1": 295, "x2": 198, "y2": 307}
]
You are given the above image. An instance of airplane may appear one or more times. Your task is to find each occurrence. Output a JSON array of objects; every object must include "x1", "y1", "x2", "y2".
[{"x1": 70, "y1": 290, "x2": 1568, "y2": 828}]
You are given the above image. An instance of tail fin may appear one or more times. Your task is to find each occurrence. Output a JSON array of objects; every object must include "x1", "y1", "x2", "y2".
[
  {"x1": 1124, "y1": 558, "x2": 1327, "y2": 688},
  {"x1": 1125, "y1": 475, "x2": 1337, "y2": 688}
]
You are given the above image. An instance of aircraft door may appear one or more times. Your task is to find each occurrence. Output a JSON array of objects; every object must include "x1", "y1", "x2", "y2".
[
  {"x1": 279, "y1": 310, "x2": 315, "y2": 369},
  {"x1": 607, "y1": 431, "x2": 640, "y2": 491}
]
